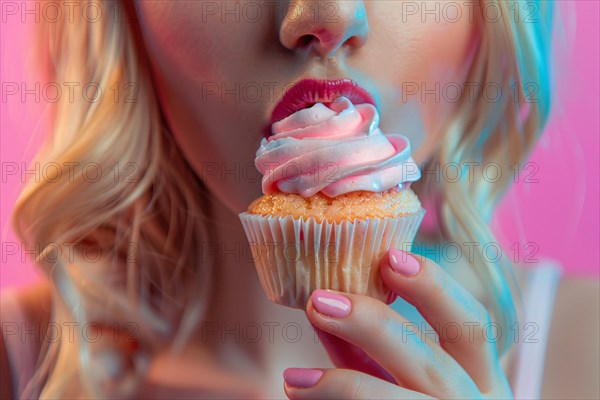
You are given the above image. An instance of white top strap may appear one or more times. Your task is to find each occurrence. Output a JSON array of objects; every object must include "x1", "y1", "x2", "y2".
[{"x1": 512, "y1": 261, "x2": 563, "y2": 399}]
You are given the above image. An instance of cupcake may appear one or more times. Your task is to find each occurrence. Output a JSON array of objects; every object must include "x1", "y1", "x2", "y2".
[{"x1": 239, "y1": 96, "x2": 425, "y2": 309}]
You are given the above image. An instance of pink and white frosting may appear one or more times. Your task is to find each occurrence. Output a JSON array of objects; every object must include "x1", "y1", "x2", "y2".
[{"x1": 256, "y1": 96, "x2": 421, "y2": 198}]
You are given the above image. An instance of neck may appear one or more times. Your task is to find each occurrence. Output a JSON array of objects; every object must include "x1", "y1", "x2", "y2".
[
  {"x1": 202, "y1": 189, "x2": 270, "y2": 323},
  {"x1": 188, "y1": 190, "x2": 314, "y2": 372}
]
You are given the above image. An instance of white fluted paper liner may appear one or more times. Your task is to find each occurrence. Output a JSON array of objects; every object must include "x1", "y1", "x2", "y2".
[{"x1": 238, "y1": 209, "x2": 425, "y2": 309}]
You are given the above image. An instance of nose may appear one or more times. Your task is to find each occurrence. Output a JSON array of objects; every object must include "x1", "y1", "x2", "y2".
[{"x1": 279, "y1": 0, "x2": 369, "y2": 57}]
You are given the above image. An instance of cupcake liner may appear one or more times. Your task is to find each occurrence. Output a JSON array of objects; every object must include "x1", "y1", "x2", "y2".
[{"x1": 238, "y1": 209, "x2": 426, "y2": 309}]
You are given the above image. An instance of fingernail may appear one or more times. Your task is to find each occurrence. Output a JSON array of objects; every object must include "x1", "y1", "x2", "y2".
[
  {"x1": 312, "y1": 289, "x2": 351, "y2": 318},
  {"x1": 388, "y1": 248, "x2": 421, "y2": 276},
  {"x1": 284, "y1": 368, "x2": 323, "y2": 388}
]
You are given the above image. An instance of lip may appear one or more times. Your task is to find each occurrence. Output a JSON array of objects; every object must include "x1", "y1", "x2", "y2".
[{"x1": 264, "y1": 78, "x2": 376, "y2": 138}]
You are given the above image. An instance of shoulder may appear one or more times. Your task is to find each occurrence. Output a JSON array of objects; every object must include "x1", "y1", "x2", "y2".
[
  {"x1": 541, "y1": 274, "x2": 600, "y2": 398},
  {"x1": 2, "y1": 279, "x2": 53, "y2": 330},
  {"x1": 1, "y1": 280, "x2": 53, "y2": 399},
  {"x1": 0, "y1": 316, "x2": 14, "y2": 399}
]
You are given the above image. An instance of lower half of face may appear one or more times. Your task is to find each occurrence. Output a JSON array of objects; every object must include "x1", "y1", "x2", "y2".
[{"x1": 134, "y1": 1, "x2": 475, "y2": 213}]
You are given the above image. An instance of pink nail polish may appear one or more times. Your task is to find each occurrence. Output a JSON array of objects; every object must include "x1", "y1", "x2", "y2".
[
  {"x1": 312, "y1": 289, "x2": 351, "y2": 318},
  {"x1": 388, "y1": 248, "x2": 421, "y2": 276},
  {"x1": 284, "y1": 368, "x2": 323, "y2": 388}
]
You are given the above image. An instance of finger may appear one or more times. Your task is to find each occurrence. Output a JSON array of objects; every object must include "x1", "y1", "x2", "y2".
[
  {"x1": 310, "y1": 320, "x2": 397, "y2": 384},
  {"x1": 283, "y1": 368, "x2": 435, "y2": 400},
  {"x1": 380, "y1": 248, "x2": 503, "y2": 393},
  {"x1": 305, "y1": 289, "x2": 482, "y2": 399}
]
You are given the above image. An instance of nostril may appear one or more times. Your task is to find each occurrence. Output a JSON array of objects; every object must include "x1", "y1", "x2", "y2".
[
  {"x1": 297, "y1": 34, "x2": 314, "y2": 47},
  {"x1": 278, "y1": 0, "x2": 368, "y2": 55}
]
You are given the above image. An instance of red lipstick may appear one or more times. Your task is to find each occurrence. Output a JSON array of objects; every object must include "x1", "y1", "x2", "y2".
[{"x1": 264, "y1": 78, "x2": 376, "y2": 138}]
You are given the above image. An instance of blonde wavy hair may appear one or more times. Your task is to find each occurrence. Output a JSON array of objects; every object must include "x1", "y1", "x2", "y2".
[{"x1": 11, "y1": 0, "x2": 556, "y2": 397}]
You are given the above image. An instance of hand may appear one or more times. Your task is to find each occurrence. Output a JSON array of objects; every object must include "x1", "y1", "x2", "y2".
[{"x1": 283, "y1": 249, "x2": 514, "y2": 399}]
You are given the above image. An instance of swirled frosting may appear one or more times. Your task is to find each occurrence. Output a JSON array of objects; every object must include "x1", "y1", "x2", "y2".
[{"x1": 256, "y1": 96, "x2": 421, "y2": 198}]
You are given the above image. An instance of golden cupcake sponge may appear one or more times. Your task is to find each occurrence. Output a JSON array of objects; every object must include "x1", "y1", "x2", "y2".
[{"x1": 248, "y1": 187, "x2": 422, "y2": 224}]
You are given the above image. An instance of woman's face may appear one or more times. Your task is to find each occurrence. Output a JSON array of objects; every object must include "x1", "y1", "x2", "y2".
[{"x1": 133, "y1": 1, "x2": 475, "y2": 212}]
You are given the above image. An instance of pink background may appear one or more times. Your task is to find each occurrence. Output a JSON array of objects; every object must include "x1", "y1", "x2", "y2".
[{"x1": 1, "y1": 3, "x2": 598, "y2": 290}]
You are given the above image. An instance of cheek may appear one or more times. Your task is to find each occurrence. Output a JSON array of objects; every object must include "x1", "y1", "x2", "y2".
[
  {"x1": 374, "y1": 10, "x2": 475, "y2": 164},
  {"x1": 419, "y1": 20, "x2": 476, "y2": 130},
  {"x1": 417, "y1": 22, "x2": 476, "y2": 163},
  {"x1": 135, "y1": 2, "x2": 268, "y2": 212},
  {"x1": 135, "y1": 2, "x2": 229, "y2": 80}
]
